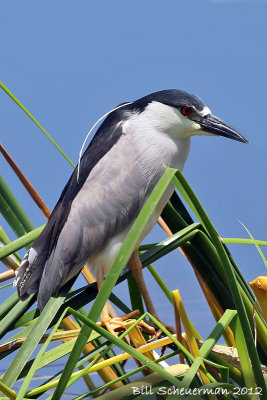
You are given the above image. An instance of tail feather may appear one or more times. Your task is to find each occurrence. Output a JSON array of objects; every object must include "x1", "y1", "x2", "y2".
[
  {"x1": 14, "y1": 245, "x2": 67, "y2": 310},
  {"x1": 14, "y1": 245, "x2": 49, "y2": 301},
  {"x1": 14, "y1": 225, "x2": 88, "y2": 310}
]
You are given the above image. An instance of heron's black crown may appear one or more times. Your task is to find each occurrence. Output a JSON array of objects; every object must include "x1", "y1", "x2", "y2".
[{"x1": 130, "y1": 89, "x2": 206, "y2": 113}]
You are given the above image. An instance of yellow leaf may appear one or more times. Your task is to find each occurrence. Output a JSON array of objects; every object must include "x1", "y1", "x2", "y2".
[{"x1": 249, "y1": 276, "x2": 267, "y2": 321}]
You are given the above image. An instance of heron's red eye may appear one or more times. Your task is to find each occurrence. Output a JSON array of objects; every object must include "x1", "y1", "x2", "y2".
[{"x1": 180, "y1": 106, "x2": 193, "y2": 117}]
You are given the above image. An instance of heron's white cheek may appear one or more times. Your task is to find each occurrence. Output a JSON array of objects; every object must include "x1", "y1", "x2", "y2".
[{"x1": 180, "y1": 121, "x2": 202, "y2": 138}]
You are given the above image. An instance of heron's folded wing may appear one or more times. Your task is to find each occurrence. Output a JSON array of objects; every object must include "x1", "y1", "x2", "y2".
[
  {"x1": 37, "y1": 129, "x2": 148, "y2": 309},
  {"x1": 16, "y1": 114, "x2": 129, "y2": 302}
]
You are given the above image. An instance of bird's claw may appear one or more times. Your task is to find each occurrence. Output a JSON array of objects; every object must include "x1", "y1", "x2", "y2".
[{"x1": 98, "y1": 309, "x2": 155, "y2": 336}]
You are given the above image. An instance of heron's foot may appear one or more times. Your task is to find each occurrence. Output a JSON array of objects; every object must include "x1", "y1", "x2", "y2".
[{"x1": 98, "y1": 310, "x2": 156, "y2": 336}]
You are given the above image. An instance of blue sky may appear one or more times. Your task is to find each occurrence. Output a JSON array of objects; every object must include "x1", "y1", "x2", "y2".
[{"x1": 1, "y1": 1, "x2": 267, "y2": 340}]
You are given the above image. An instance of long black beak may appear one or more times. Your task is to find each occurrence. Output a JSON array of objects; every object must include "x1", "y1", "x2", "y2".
[{"x1": 197, "y1": 114, "x2": 248, "y2": 143}]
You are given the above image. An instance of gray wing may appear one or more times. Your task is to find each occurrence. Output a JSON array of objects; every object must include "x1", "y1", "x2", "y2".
[{"x1": 15, "y1": 113, "x2": 150, "y2": 309}]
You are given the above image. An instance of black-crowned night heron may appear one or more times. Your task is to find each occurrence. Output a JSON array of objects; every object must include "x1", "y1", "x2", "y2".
[{"x1": 14, "y1": 89, "x2": 248, "y2": 331}]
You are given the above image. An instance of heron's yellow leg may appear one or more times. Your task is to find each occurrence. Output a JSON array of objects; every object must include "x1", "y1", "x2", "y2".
[{"x1": 129, "y1": 249, "x2": 175, "y2": 336}]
